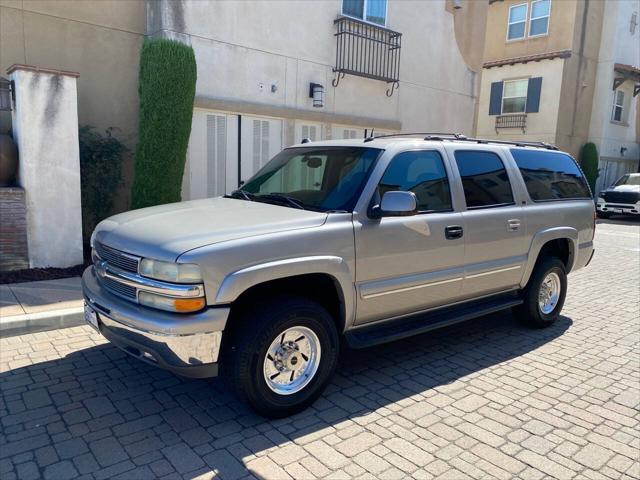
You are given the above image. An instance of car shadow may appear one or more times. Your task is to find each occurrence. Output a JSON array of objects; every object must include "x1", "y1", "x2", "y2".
[{"x1": 1, "y1": 311, "x2": 572, "y2": 479}]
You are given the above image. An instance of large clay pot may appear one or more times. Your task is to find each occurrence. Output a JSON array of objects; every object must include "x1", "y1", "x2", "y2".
[{"x1": 0, "y1": 134, "x2": 18, "y2": 186}]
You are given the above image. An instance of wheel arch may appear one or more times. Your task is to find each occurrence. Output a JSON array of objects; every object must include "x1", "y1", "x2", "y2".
[
  {"x1": 520, "y1": 227, "x2": 578, "y2": 288},
  {"x1": 215, "y1": 256, "x2": 354, "y2": 333}
]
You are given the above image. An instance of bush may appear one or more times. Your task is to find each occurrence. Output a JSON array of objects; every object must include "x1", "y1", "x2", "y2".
[
  {"x1": 579, "y1": 142, "x2": 599, "y2": 195},
  {"x1": 131, "y1": 38, "x2": 197, "y2": 209},
  {"x1": 79, "y1": 126, "x2": 126, "y2": 246}
]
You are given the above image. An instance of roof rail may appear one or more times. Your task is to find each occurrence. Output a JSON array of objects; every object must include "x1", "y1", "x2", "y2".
[
  {"x1": 364, "y1": 132, "x2": 467, "y2": 142},
  {"x1": 362, "y1": 132, "x2": 558, "y2": 150}
]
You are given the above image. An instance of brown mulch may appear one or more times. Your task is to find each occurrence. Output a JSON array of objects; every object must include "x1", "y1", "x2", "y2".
[{"x1": 0, "y1": 264, "x2": 88, "y2": 285}]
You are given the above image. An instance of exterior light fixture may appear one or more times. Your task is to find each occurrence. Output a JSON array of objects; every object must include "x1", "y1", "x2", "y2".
[
  {"x1": 309, "y1": 83, "x2": 324, "y2": 108},
  {"x1": 0, "y1": 77, "x2": 13, "y2": 111}
]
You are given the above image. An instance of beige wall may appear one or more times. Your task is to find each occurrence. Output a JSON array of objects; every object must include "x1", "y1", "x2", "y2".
[
  {"x1": 0, "y1": 0, "x2": 145, "y2": 210},
  {"x1": 555, "y1": 0, "x2": 605, "y2": 157},
  {"x1": 150, "y1": 0, "x2": 483, "y2": 136},
  {"x1": 483, "y1": 0, "x2": 578, "y2": 62},
  {"x1": 476, "y1": 59, "x2": 564, "y2": 145}
]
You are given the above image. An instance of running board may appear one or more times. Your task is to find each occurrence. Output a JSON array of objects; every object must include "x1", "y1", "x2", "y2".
[{"x1": 345, "y1": 294, "x2": 523, "y2": 349}]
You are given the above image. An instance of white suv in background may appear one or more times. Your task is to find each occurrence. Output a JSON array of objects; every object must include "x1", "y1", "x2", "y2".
[{"x1": 597, "y1": 173, "x2": 640, "y2": 218}]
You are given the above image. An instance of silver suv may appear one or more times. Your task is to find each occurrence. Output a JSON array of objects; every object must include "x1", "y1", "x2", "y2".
[{"x1": 83, "y1": 134, "x2": 596, "y2": 417}]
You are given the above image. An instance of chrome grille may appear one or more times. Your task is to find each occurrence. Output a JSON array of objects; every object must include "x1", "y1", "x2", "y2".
[
  {"x1": 102, "y1": 276, "x2": 137, "y2": 300},
  {"x1": 94, "y1": 242, "x2": 139, "y2": 273}
]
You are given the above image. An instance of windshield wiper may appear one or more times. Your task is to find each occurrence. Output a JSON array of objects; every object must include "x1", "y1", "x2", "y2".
[
  {"x1": 256, "y1": 193, "x2": 305, "y2": 210},
  {"x1": 225, "y1": 189, "x2": 257, "y2": 201}
]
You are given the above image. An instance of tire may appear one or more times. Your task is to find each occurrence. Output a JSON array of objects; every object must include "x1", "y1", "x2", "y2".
[
  {"x1": 516, "y1": 257, "x2": 567, "y2": 328},
  {"x1": 222, "y1": 296, "x2": 339, "y2": 418},
  {"x1": 596, "y1": 211, "x2": 610, "y2": 219}
]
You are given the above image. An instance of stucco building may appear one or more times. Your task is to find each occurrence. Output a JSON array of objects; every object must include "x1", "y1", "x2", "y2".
[
  {"x1": 0, "y1": 0, "x2": 488, "y2": 204},
  {"x1": 475, "y1": 0, "x2": 639, "y2": 194}
]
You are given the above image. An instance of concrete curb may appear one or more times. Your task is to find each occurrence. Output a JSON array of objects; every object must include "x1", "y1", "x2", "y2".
[{"x1": 0, "y1": 306, "x2": 85, "y2": 338}]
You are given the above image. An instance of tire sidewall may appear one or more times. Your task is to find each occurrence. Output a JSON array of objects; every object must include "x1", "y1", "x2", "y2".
[
  {"x1": 243, "y1": 301, "x2": 339, "y2": 415},
  {"x1": 528, "y1": 258, "x2": 567, "y2": 326}
]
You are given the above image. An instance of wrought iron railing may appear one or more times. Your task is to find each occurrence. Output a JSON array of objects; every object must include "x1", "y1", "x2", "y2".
[
  {"x1": 332, "y1": 16, "x2": 402, "y2": 96},
  {"x1": 495, "y1": 114, "x2": 527, "y2": 132}
]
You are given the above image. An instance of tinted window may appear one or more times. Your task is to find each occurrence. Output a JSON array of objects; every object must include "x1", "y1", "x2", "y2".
[
  {"x1": 454, "y1": 151, "x2": 514, "y2": 208},
  {"x1": 510, "y1": 149, "x2": 591, "y2": 200},
  {"x1": 378, "y1": 151, "x2": 452, "y2": 212}
]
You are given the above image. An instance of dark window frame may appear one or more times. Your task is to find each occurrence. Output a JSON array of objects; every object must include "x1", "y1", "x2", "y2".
[
  {"x1": 375, "y1": 149, "x2": 454, "y2": 215},
  {"x1": 509, "y1": 148, "x2": 592, "y2": 202},
  {"x1": 453, "y1": 150, "x2": 516, "y2": 210}
]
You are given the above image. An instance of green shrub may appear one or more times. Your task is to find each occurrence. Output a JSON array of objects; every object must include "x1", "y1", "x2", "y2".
[
  {"x1": 579, "y1": 142, "x2": 599, "y2": 195},
  {"x1": 131, "y1": 38, "x2": 197, "y2": 209},
  {"x1": 79, "y1": 126, "x2": 126, "y2": 244}
]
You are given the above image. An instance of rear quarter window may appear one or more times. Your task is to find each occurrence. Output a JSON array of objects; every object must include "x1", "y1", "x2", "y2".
[{"x1": 510, "y1": 149, "x2": 591, "y2": 201}]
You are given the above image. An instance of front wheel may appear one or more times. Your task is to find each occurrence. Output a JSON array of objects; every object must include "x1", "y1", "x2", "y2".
[
  {"x1": 223, "y1": 297, "x2": 339, "y2": 418},
  {"x1": 516, "y1": 257, "x2": 567, "y2": 328}
]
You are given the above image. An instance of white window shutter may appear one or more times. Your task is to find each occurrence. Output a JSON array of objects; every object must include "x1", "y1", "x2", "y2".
[{"x1": 206, "y1": 114, "x2": 226, "y2": 197}]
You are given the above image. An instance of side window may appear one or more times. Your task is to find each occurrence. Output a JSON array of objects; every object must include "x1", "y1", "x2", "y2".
[
  {"x1": 507, "y1": 3, "x2": 528, "y2": 40},
  {"x1": 529, "y1": 0, "x2": 551, "y2": 36},
  {"x1": 454, "y1": 151, "x2": 515, "y2": 209},
  {"x1": 378, "y1": 151, "x2": 452, "y2": 213},
  {"x1": 342, "y1": 0, "x2": 387, "y2": 26},
  {"x1": 510, "y1": 149, "x2": 591, "y2": 200}
]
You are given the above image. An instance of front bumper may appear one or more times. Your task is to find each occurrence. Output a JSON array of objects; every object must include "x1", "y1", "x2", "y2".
[
  {"x1": 596, "y1": 203, "x2": 640, "y2": 215},
  {"x1": 82, "y1": 267, "x2": 229, "y2": 378}
]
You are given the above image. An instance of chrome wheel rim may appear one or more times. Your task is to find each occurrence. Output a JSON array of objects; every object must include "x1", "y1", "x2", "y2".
[
  {"x1": 263, "y1": 326, "x2": 321, "y2": 395},
  {"x1": 538, "y1": 272, "x2": 561, "y2": 314}
]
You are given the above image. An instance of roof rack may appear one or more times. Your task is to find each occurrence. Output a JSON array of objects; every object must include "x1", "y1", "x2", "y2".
[{"x1": 363, "y1": 132, "x2": 558, "y2": 150}]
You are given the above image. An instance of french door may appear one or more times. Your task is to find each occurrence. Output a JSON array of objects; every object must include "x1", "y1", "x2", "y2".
[{"x1": 184, "y1": 111, "x2": 282, "y2": 199}]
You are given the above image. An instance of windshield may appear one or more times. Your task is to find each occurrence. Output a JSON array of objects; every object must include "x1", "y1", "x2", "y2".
[
  {"x1": 240, "y1": 146, "x2": 382, "y2": 211},
  {"x1": 614, "y1": 174, "x2": 640, "y2": 187}
]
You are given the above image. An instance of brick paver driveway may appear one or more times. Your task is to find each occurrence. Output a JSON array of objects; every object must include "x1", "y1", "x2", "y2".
[{"x1": 1, "y1": 220, "x2": 639, "y2": 480}]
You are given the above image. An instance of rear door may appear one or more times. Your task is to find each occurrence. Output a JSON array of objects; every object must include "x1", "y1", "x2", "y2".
[
  {"x1": 445, "y1": 146, "x2": 529, "y2": 298},
  {"x1": 354, "y1": 148, "x2": 466, "y2": 324}
]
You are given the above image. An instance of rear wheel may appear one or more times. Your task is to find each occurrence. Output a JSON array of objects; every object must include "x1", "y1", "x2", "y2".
[
  {"x1": 516, "y1": 257, "x2": 567, "y2": 328},
  {"x1": 223, "y1": 297, "x2": 339, "y2": 418}
]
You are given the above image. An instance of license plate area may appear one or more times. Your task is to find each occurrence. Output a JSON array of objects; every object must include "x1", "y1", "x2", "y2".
[
  {"x1": 613, "y1": 208, "x2": 624, "y2": 213},
  {"x1": 84, "y1": 303, "x2": 99, "y2": 331}
]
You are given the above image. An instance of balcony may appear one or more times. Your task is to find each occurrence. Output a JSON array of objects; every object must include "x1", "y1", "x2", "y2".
[
  {"x1": 332, "y1": 16, "x2": 402, "y2": 96},
  {"x1": 495, "y1": 114, "x2": 527, "y2": 133}
]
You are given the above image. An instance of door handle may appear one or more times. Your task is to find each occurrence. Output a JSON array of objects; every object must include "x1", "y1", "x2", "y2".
[
  {"x1": 508, "y1": 219, "x2": 521, "y2": 231},
  {"x1": 445, "y1": 225, "x2": 463, "y2": 240}
]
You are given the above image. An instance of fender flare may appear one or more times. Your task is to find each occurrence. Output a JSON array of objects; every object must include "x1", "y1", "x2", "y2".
[
  {"x1": 215, "y1": 256, "x2": 355, "y2": 330},
  {"x1": 520, "y1": 227, "x2": 578, "y2": 288}
]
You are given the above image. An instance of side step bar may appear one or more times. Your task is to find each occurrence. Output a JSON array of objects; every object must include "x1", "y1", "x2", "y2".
[{"x1": 345, "y1": 294, "x2": 523, "y2": 349}]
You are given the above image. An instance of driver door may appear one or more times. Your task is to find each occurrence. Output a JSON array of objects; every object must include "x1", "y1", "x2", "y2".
[{"x1": 353, "y1": 149, "x2": 465, "y2": 324}]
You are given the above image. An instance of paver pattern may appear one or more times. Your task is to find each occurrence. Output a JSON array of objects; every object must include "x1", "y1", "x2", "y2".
[{"x1": 1, "y1": 220, "x2": 639, "y2": 480}]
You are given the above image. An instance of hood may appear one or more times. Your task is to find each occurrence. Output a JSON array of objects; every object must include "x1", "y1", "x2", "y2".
[
  {"x1": 607, "y1": 185, "x2": 640, "y2": 193},
  {"x1": 94, "y1": 197, "x2": 328, "y2": 261}
]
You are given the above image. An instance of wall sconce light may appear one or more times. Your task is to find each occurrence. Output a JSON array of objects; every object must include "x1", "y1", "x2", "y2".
[
  {"x1": 0, "y1": 77, "x2": 13, "y2": 111},
  {"x1": 309, "y1": 83, "x2": 324, "y2": 108}
]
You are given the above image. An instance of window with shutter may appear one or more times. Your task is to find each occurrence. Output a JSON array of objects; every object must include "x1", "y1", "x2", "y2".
[
  {"x1": 252, "y1": 119, "x2": 271, "y2": 172},
  {"x1": 206, "y1": 114, "x2": 226, "y2": 197},
  {"x1": 343, "y1": 129, "x2": 359, "y2": 139}
]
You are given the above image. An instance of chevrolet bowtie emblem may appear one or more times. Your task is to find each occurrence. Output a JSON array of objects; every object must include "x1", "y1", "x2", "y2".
[{"x1": 96, "y1": 260, "x2": 108, "y2": 277}]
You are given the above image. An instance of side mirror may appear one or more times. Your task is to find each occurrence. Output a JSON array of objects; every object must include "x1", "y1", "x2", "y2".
[{"x1": 370, "y1": 191, "x2": 418, "y2": 218}]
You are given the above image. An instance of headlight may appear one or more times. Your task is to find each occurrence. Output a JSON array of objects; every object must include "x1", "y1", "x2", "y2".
[
  {"x1": 139, "y1": 258, "x2": 202, "y2": 283},
  {"x1": 597, "y1": 197, "x2": 605, "y2": 204},
  {"x1": 138, "y1": 291, "x2": 206, "y2": 313},
  {"x1": 90, "y1": 230, "x2": 97, "y2": 248}
]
